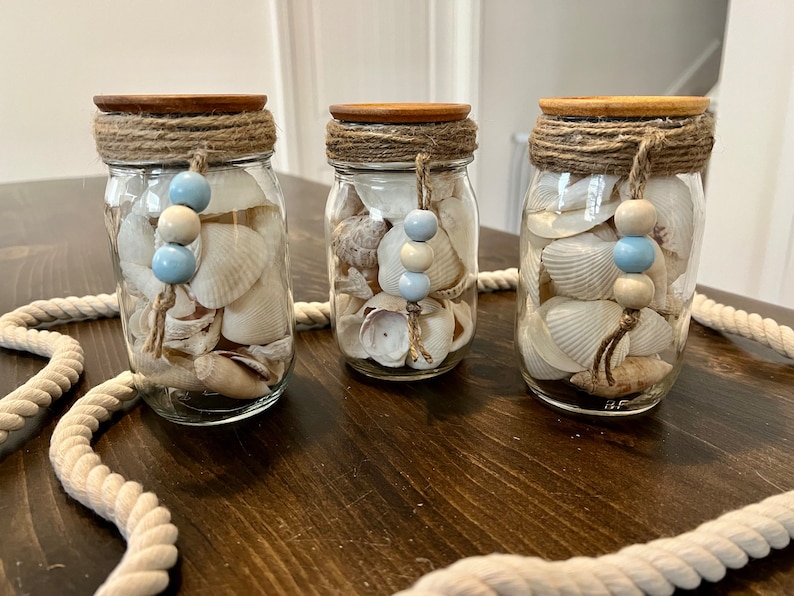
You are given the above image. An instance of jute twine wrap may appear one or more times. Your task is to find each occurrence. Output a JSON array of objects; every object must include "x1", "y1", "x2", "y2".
[
  {"x1": 326, "y1": 117, "x2": 478, "y2": 363},
  {"x1": 93, "y1": 110, "x2": 277, "y2": 165},
  {"x1": 529, "y1": 112, "x2": 715, "y2": 201},
  {"x1": 529, "y1": 111, "x2": 716, "y2": 384}
]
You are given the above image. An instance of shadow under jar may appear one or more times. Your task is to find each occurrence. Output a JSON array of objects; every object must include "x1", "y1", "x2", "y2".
[
  {"x1": 516, "y1": 96, "x2": 715, "y2": 416},
  {"x1": 94, "y1": 94, "x2": 295, "y2": 425},
  {"x1": 325, "y1": 103, "x2": 480, "y2": 381}
]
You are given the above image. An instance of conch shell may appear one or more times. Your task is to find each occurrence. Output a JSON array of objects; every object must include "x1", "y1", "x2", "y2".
[
  {"x1": 332, "y1": 214, "x2": 389, "y2": 270},
  {"x1": 194, "y1": 353, "x2": 272, "y2": 400},
  {"x1": 570, "y1": 356, "x2": 672, "y2": 398}
]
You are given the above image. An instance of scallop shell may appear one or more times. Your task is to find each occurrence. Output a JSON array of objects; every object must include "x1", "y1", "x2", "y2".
[
  {"x1": 570, "y1": 356, "x2": 673, "y2": 398},
  {"x1": 525, "y1": 198, "x2": 620, "y2": 239},
  {"x1": 544, "y1": 298, "x2": 629, "y2": 371},
  {"x1": 202, "y1": 168, "x2": 270, "y2": 215},
  {"x1": 437, "y1": 197, "x2": 476, "y2": 263},
  {"x1": 336, "y1": 266, "x2": 375, "y2": 300},
  {"x1": 359, "y1": 308, "x2": 410, "y2": 367},
  {"x1": 120, "y1": 261, "x2": 164, "y2": 302},
  {"x1": 354, "y1": 173, "x2": 417, "y2": 223},
  {"x1": 516, "y1": 316, "x2": 569, "y2": 380},
  {"x1": 117, "y1": 213, "x2": 156, "y2": 266},
  {"x1": 221, "y1": 272, "x2": 291, "y2": 346},
  {"x1": 189, "y1": 222, "x2": 267, "y2": 309},
  {"x1": 247, "y1": 204, "x2": 286, "y2": 260},
  {"x1": 620, "y1": 176, "x2": 694, "y2": 258},
  {"x1": 378, "y1": 224, "x2": 463, "y2": 296},
  {"x1": 449, "y1": 300, "x2": 474, "y2": 352},
  {"x1": 194, "y1": 353, "x2": 271, "y2": 399},
  {"x1": 520, "y1": 243, "x2": 545, "y2": 307},
  {"x1": 406, "y1": 303, "x2": 455, "y2": 370},
  {"x1": 527, "y1": 307, "x2": 584, "y2": 373},
  {"x1": 430, "y1": 271, "x2": 476, "y2": 301},
  {"x1": 246, "y1": 336, "x2": 294, "y2": 363},
  {"x1": 542, "y1": 232, "x2": 621, "y2": 300},
  {"x1": 332, "y1": 214, "x2": 389, "y2": 270},
  {"x1": 528, "y1": 172, "x2": 619, "y2": 213},
  {"x1": 163, "y1": 311, "x2": 222, "y2": 356},
  {"x1": 628, "y1": 308, "x2": 673, "y2": 356},
  {"x1": 645, "y1": 238, "x2": 667, "y2": 310}
]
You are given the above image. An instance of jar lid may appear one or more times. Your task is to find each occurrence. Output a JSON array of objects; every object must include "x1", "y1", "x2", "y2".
[
  {"x1": 539, "y1": 96, "x2": 710, "y2": 118},
  {"x1": 329, "y1": 103, "x2": 471, "y2": 123},
  {"x1": 93, "y1": 94, "x2": 268, "y2": 114}
]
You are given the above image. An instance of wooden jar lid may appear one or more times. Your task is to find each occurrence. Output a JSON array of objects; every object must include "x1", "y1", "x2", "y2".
[
  {"x1": 329, "y1": 103, "x2": 471, "y2": 123},
  {"x1": 93, "y1": 94, "x2": 268, "y2": 114},
  {"x1": 539, "y1": 96, "x2": 710, "y2": 118}
]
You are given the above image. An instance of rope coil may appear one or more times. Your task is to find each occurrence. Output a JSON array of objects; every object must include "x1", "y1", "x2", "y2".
[{"x1": 2, "y1": 273, "x2": 793, "y2": 595}]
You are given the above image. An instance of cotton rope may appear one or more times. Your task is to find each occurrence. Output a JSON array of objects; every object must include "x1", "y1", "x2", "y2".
[{"x1": 2, "y1": 269, "x2": 793, "y2": 596}]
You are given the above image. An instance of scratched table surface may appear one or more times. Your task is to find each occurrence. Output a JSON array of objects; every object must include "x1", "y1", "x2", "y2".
[{"x1": 1, "y1": 174, "x2": 793, "y2": 595}]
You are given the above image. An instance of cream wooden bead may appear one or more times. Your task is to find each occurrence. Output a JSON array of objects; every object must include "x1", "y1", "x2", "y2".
[
  {"x1": 400, "y1": 240, "x2": 434, "y2": 273},
  {"x1": 158, "y1": 205, "x2": 201, "y2": 246},
  {"x1": 613, "y1": 273, "x2": 655, "y2": 310},
  {"x1": 615, "y1": 199, "x2": 657, "y2": 236}
]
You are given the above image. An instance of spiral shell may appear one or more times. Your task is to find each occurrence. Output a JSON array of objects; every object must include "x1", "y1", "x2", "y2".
[{"x1": 332, "y1": 214, "x2": 389, "y2": 270}]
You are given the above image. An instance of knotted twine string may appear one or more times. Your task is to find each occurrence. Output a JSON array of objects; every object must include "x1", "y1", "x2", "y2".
[
  {"x1": 93, "y1": 109, "x2": 277, "y2": 358},
  {"x1": 529, "y1": 112, "x2": 715, "y2": 384},
  {"x1": 326, "y1": 118, "x2": 478, "y2": 362}
]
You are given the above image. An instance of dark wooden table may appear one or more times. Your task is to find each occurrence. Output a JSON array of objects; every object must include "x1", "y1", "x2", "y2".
[{"x1": 1, "y1": 174, "x2": 793, "y2": 595}]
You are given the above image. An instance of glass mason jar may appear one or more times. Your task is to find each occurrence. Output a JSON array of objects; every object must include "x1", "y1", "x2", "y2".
[
  {"x1": 516, "y1": 96, "x2": 715, "y2": 416},
  {"x1": 324, "y1": 103, "x2": 479, "y2": 380},
  {"x1": 94, "y1": 94, "x2": 295, "y2": 425}
]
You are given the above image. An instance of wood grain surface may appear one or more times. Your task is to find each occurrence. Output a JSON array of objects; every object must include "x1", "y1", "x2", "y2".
[{"x1": 1, "y1": 175, "x2": 793, "y2": 595}]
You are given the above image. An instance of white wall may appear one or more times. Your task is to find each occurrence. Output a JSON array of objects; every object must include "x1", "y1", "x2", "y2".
[
  {"x1": 699, "y1": 0, "x2": 794, "y2": 307},
  {"x1": 0, "y1": 0, "x2": 285, "y2": 183}
]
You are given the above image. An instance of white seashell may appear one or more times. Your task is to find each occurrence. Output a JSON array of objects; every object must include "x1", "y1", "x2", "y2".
[
  {"x1": 131, "y1": 341, "x2": 205, "y2": 392},
  {"x1": 620, "y1": 176, "x2": 694, "y2": 258},
  {"x1": 529, "y1": 172, "x2": 619, "y2": 213},
  {"x1": 526, "y1": 229, "x2": 553, "y2": 249},
  {"x1": 117, "y1": 213, "x2": 156, "y2": 266},
  {"x1": 542, "y1": 232, "x2": 621, "y2": 300},
  {"x1": 378, "y1": 224, "x2": 463, "y2": 296},
  {"x1": 516, "y1": 316, "x2": 569, "y2": 380},
  {"x1": 120, "y1": 261, "x2": 164, "y2": 301},
  {"x1": 247, "y1": 204, "x2": 286, "y2": 261},
  {"x1": 359, "y1": 308, "x2": 410, "y2": 367},
  {"x1": 520, "y1": 243, "x2": 545, "y2": 307},
  {"x1": 589, "y1": 223, "x2": 619, "y2": 242},
  {"x1": 221, "y1": 272, "x2": 291, "y2": 346},
  {"x1": 644, "y1": 238, "x2": 667, "y2": 310},
  {"x1": 245, "y1": 336, "x2": 294, "y2": 363},
  {"x1": 527, "y1": 307, "x2": 584, "y2": 373},
  {"x1": 164, "y1": 307, "x2": 217, "y2": 341},
  {"x1": 525, "y1": 198, "x2": 619, "y2": 239},
  {"x1": 167, "y1": 285, "x2": 198, "y2": 319},
  {"x1": 335, "y1": 293, "x2": 367, "y2": 318},
  {"x1": 214, "y1": 345, "x2": 289, "y2": 386},
  {"x1": 163, "y1": 312, "x2": 222, "y2": 356},
  {"x1": 544, "y1": 298, "x2": 629, "y2": 371},
  {"x1": 432, "y1": 172, "x2": 457, "y2": 204},
  {"x1": 189, "y1": 222, "x2": 267, "y2": 309},
  {"x1": 134, "y1": 176, "x2": 171, "y2": 217},
  {"x1": 430, "y1": 272, "x2": 476, "y2": 301},
  {"x1": 332, "y1": 214, "x2": 389, "y2": 270},
  {"x1": 354, "y1": 173, "x2": 417, "y2": 223},
  {"x1": 128, "y1": 304, "x2": 151, "y2": 340},
  {"x1": 628, "y1": 308, "x2": 673, "y2": 356},
  {"x1": 406, "y1": 303, "x2": 455, "y2": 370},
  {"x1": 202, "y1": 168, "x2": 270, "y2": 215},
  {"x1": 437, "y1": 197, "x2": 476, "y2": 263},
  {"x1": 336, "y1": 312, "x2": 368, "y2": 359},
  {"x1": 449, "y1": 300, "x2": 475, "y2": 352},
  {"x1": 329, "y1": 184, "x2": 366, "y2": 226},
  {"x1": 570, "y1": 356, "x2": 672, "y2": 398},
  {"x1": 194, "y1": 353, "x2": 271, "y2": 399},
  {"x1": 336, "y1": 266, "x2": 374, "y2": 300}
]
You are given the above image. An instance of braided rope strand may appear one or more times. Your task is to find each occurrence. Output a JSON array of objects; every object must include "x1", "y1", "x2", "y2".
[{"x1": 2, "y1": 271, "x2": 793, "y2": 595}]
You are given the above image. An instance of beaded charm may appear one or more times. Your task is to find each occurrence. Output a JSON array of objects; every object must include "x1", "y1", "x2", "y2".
[
  {"x1": 612, "y1": 200, "x2": 658, "y2": 311},
  {"x1": 144, "y1": 170, "x2": 211, "y2": 358},
  {"x1": 400, "y1": 208, "x2": 438, "y2": 362}
]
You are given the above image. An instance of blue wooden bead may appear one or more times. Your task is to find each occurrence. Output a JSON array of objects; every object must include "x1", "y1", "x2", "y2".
[
  {"x1": 151, "y1": 244, "x2": 197, "y2": 284},
  {"x1": 404, "y1": 209, "x2": 438, "y2": 242},
  {"x1": 399, "y1": 271, "x2": 431, "y2": 302},
  {"x1": 168, "y1": 171, "x2": 211, "y2": 212},
  {"x1": 613, "y1": 236, "x2": 656, "y2": 273}
]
